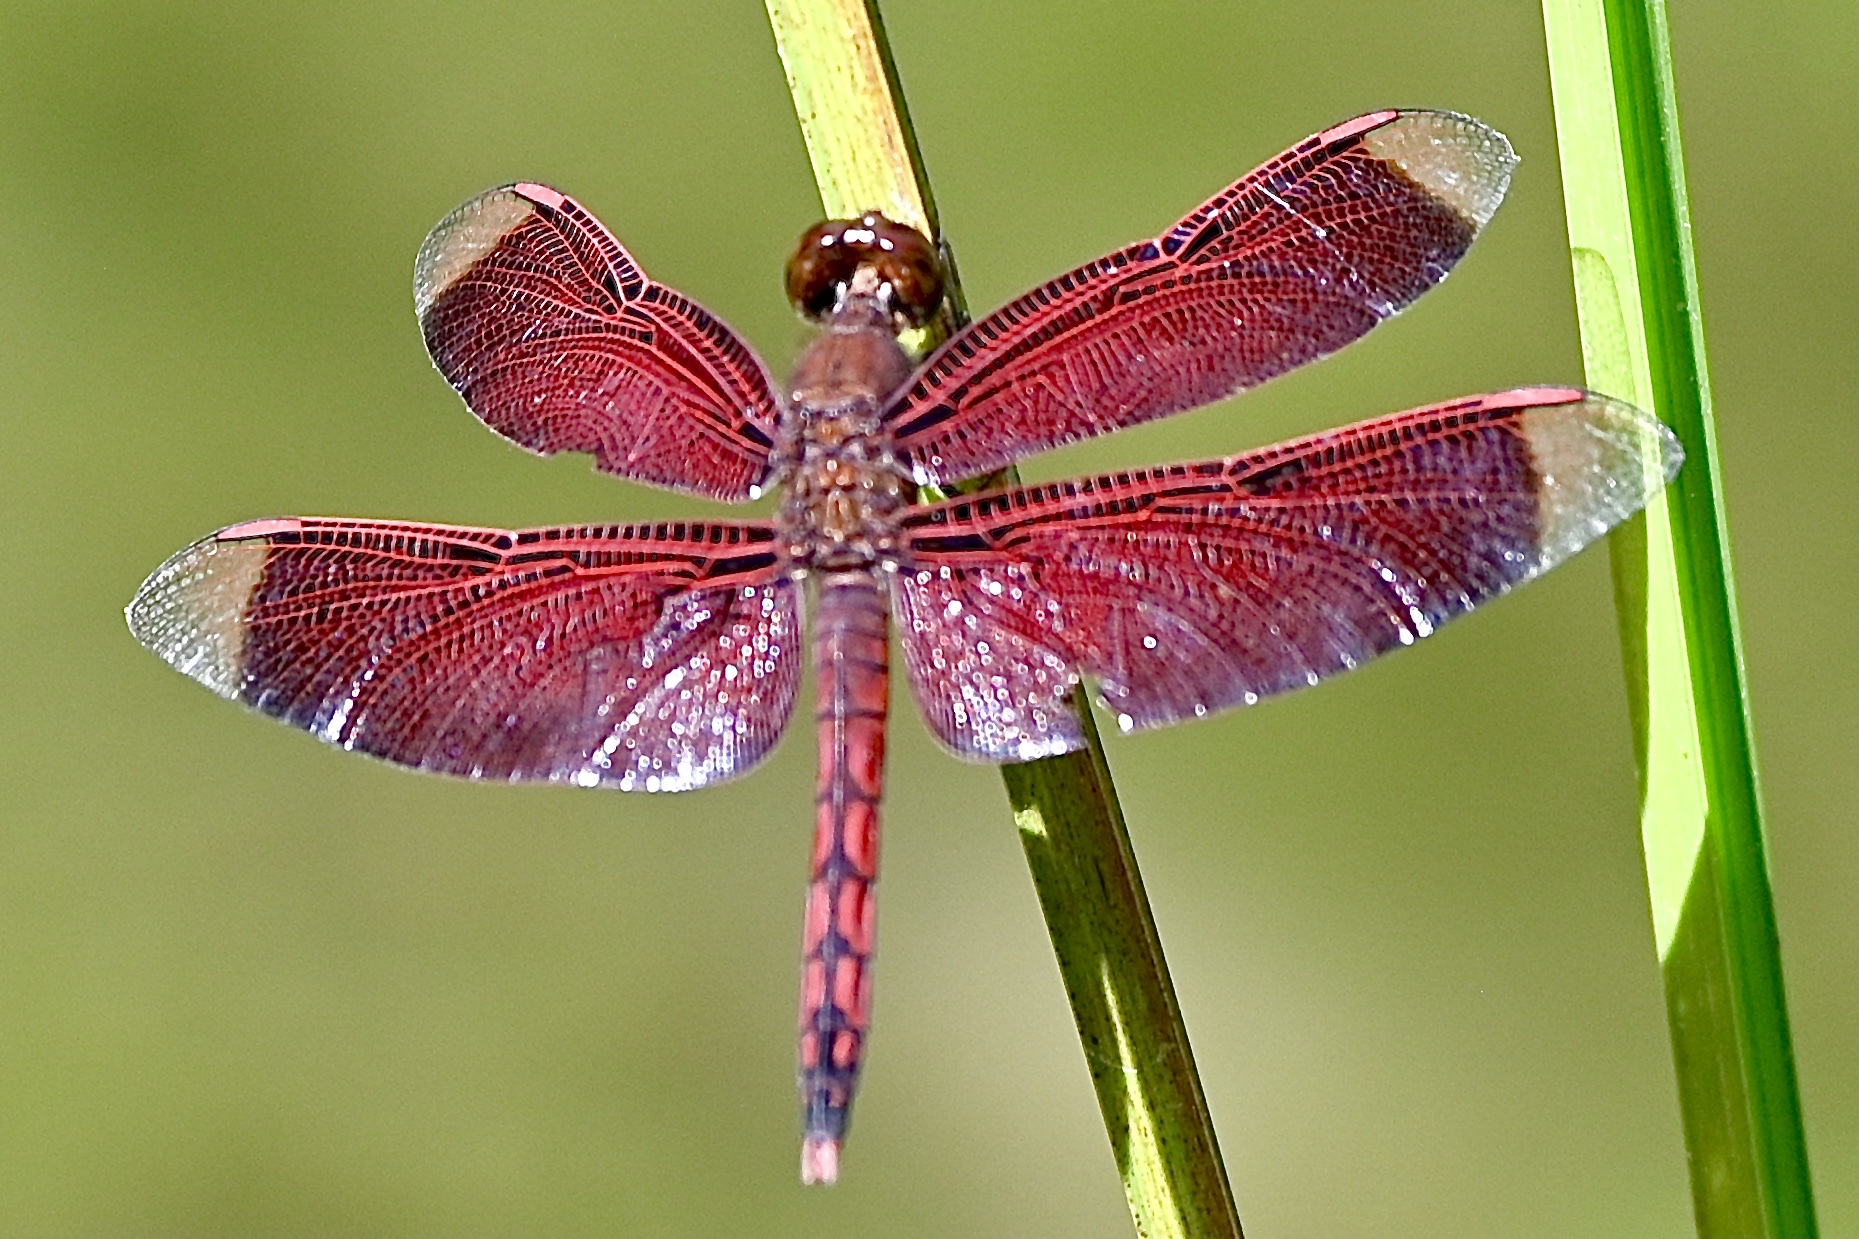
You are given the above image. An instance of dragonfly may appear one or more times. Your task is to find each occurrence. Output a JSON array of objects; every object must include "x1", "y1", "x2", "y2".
[{"x1": 127, "y1": 110, "x2": 1680, "y2": 1184}]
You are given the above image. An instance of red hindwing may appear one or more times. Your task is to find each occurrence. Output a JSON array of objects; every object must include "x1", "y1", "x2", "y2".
[{"x1": 893, "y1": 389, "x2": 1680, "y2": 760}]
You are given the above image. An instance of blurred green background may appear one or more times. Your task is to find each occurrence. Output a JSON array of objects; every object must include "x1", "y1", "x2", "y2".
[{"x1": 1, "y1": 1, "x2": 1851, "y2": 1234}]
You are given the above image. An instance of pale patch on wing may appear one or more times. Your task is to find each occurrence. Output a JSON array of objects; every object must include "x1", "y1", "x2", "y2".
[
  {"x1": 891, "y1": 567, "x2": 1087, "y2": 763},
  {"x1": 1521, "y1": 392, "x2": 1684, "y2": 570},
  {"x1": 581, "y1": 583, "x2": 803, "y2": 793},
  {"x1": 219, "y1": 517, "x2": 303, "y2": 540},
  {"x1": 510, "y1": 181, "x2": 565, "y2": 210},
  {"x1": 413, "y1": 188, "x2": 537, "y2": 317},
  {"x1": 126, "y1": 533, "x2": 270, "y2": 699},
  {"x1": 1362, "y1": 111, "x2": 1517, "y2": 230}
]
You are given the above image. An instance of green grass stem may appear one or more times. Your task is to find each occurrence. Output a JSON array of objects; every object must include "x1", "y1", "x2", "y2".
[
  {"x1": 763, "y1": 3, "x2": 1241, "y2": 1233},
  {"x1": 1540, "y1": 1, "x2": 1817, "y2": 1233}
]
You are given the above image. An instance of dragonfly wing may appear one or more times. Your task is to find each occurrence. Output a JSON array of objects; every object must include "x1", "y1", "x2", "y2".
[
  {"x1": 890, "y1": 570, "x2": 1088, "y2": 763},
  {"x1": 127, "y1": 518, "x2": 800, "y2": 790},
  {"x1": 417, "y1": 184, "x2": 782, "y2": 501},
  {"x1": 895, "y1": 389, "x2": 1679, "y2": 755},
  {"x1": 887, "y1": 111, "x2": 1517, "y2": 485}
]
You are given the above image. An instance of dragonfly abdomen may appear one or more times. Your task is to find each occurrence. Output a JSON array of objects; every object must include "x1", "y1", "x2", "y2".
[{"x1": 799, "y1": 568, "x2": 889, "y2": 1184}]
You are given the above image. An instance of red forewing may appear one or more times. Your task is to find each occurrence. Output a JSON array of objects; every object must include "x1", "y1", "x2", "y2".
[
  {"x1": 885, "y1": 111, "x2": 1517, "y2": 486},
  {"x1": 893, "y1": 389, "x2": 1680, "y2": 759},
  {"x1": 416, "y1": 184, "x2": 782, "y2": 501},
  {"x1": 127, "y1": 518, "x2": 800, "y2": 790}
]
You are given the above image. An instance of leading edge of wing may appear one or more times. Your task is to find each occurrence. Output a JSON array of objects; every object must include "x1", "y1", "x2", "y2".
[{"x1": 126, "y1": 516, "x2": 800, "y2": 791}]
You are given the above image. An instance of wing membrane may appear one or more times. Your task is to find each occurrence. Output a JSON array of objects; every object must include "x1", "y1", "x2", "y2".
[
  {"x1": 893, "y1": 389, "x2": 1680, "y2": 760},
  {"x1": 128, "y1": 517, "x2": 800, "y2": 790},
  {"x1": 416, "y1": 184, "x2": 782, "y2": 500},
  {"x1": 886, "y1": 111, "x2": 1517, "y2": 485}
]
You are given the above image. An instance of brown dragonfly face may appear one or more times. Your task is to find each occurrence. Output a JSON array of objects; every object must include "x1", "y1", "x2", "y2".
[
  {"x1": 784, "y1": 212, "x2": 945, "y2": 328},
  {"x1": 126, "y1": 110, "x2": 1681, "y2": 1185}
]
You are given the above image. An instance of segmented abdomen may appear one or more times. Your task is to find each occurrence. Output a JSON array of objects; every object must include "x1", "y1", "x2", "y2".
[{"x1": 798, "y1": 569, "x2": 888, "y2": 1185}]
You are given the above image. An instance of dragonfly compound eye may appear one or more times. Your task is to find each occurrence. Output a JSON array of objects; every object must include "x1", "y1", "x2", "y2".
[{"x1": 785, "y1": 213, "x2": 944, "y2": 326}]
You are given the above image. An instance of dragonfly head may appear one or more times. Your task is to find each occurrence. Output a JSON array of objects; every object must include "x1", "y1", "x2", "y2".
[{"x1": 786, "y1": 213, "x2": 943, "y2": 329}]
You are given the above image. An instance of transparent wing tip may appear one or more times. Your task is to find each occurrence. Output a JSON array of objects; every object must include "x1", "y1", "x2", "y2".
[
  {"x1": 126, "y1": 531, "x2": 270, "y2": 699},
  {"x1": 413, "y1": 186, "x2": 541, "y2": 319},
  {"x1": 1522, "y1": 390, "x2": 1684, "y2": 570},
  {"x1": 1366, "y1": 110, "x2": 1519, "y2": 231}
]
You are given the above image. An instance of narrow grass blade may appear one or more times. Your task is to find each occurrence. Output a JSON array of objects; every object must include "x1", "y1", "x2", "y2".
[
  {"x1": 764, "y1": 2, "x2": 1242, "y2": 1233},
  {"x1": 1541, "y1": 1, "x2": 1817, "y2": 1233}
]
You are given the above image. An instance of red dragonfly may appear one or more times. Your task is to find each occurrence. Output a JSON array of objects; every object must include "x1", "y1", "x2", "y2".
[{"x1": 128, "y1": 110, "x2": 1680, "y2": 1183}]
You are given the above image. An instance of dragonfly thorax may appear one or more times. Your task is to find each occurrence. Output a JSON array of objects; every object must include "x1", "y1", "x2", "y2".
[
  {"x1": 777, "y1": 293, "x2": 916, "y2": 571},
  {"x1": 778, "y1": 430, "x2": 912, "y2": 571}
]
